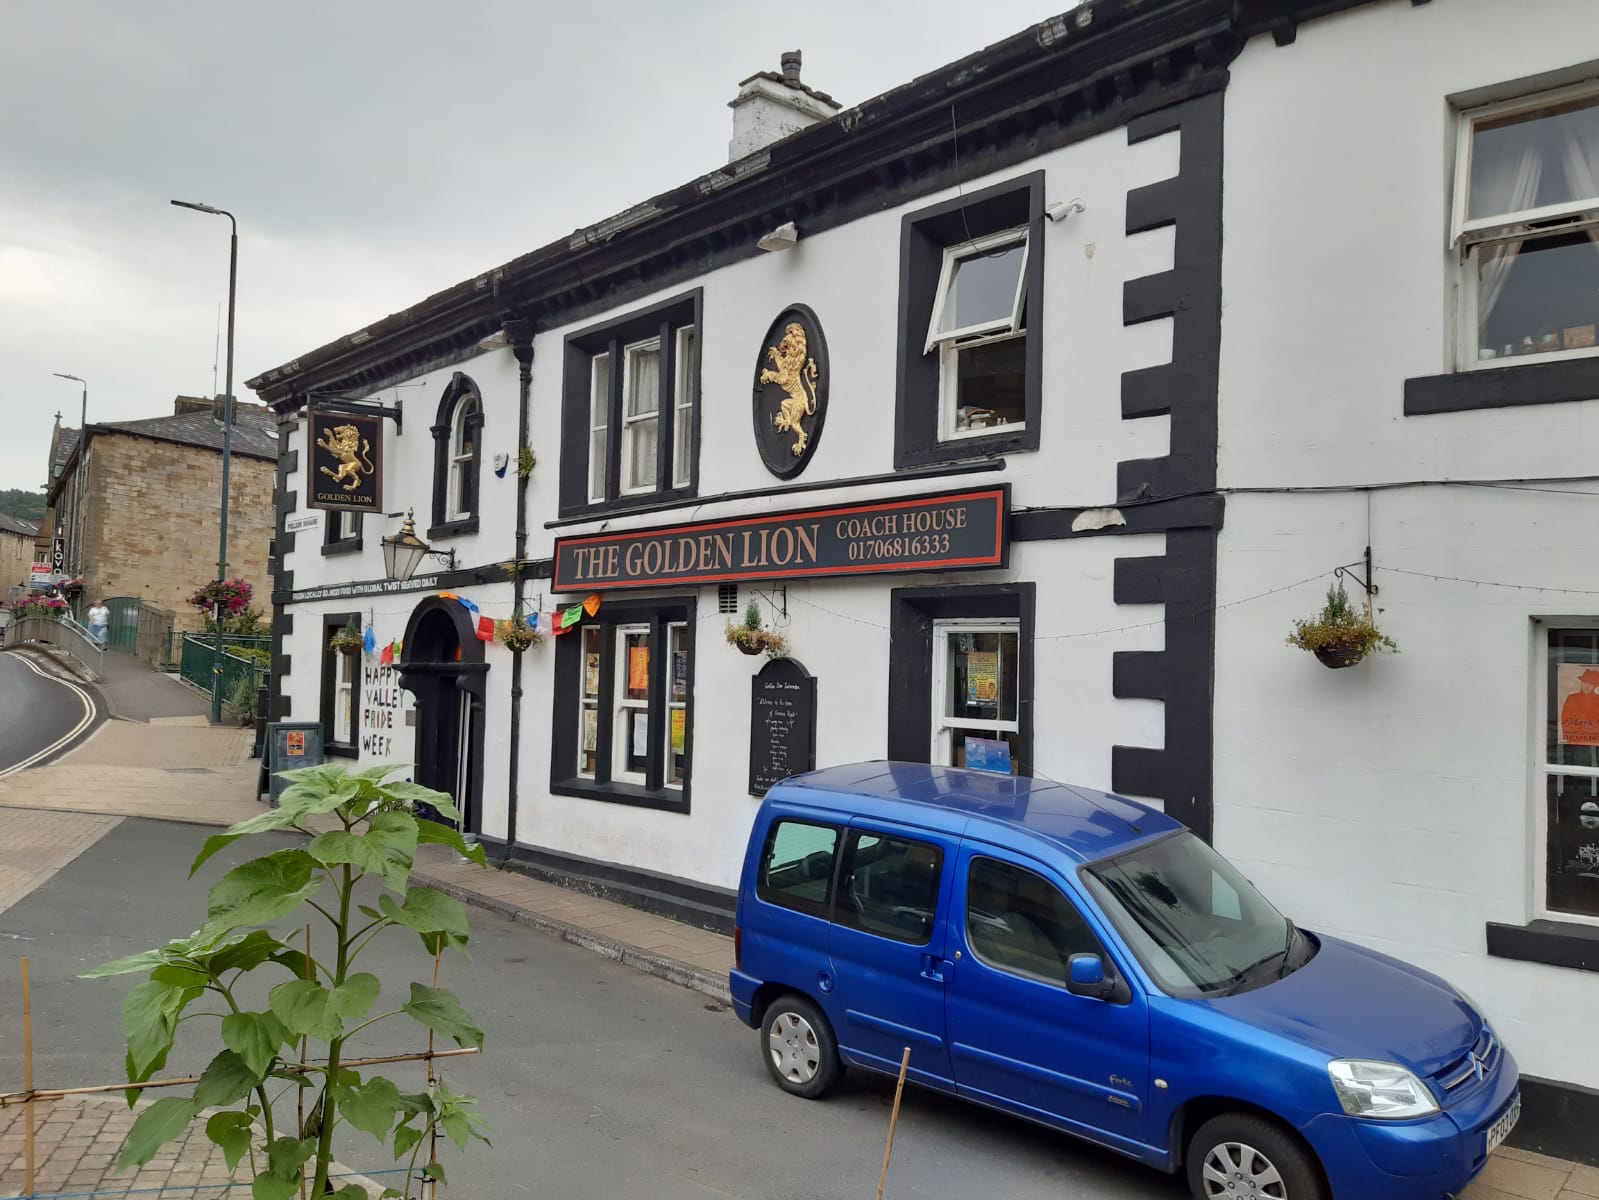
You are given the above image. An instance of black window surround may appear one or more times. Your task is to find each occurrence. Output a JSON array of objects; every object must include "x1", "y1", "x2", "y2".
[
  {"x1": 1405, "y1": 356, "x2": 1599, "y2": 416},
  {"x1": 319, "y1": 610, "x2": 362, "y2": 759},
  {"x1": 1486, "y1": 919, "x2": 1599, "y2": 973},
  {"x1": 895, "y1": 172, "x2": 1044, "y2": 469},
  {"x1": 430, "y1": 373, "x2": 482, "y2": 539},
  {"x1": 558, "y1": 290, "x2": 702, "y2": 519},
  {"x1": 321, "y1": 509, "x2": 362, "y2": 557},
  {"x1": 887, "y1": 582, "x2": 1035, "y2": 776},
  {"x1": 550, "y1": 594, "x2": 696, "y2": 813}
]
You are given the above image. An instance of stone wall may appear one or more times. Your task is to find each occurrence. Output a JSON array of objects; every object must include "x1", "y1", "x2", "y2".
[
  {"x1": 0, "y1": 530, "x2": 35, "y2": 593},
  {"x1": 79, "y1": 435, "x2": 276, "y2": 635}
]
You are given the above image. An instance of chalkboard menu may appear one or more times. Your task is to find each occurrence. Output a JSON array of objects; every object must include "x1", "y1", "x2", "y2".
[{"x1": 749, "y1": 658, "x2": 817, "y2": 797}]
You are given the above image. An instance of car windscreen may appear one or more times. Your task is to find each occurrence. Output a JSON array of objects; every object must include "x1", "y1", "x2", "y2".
[{"x1": 1083, "y1": 831, "x2": 1296, "y2": 998}]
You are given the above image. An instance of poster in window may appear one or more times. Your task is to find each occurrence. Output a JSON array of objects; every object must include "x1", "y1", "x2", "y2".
[
  {"x1": 966, "y1": 651, "x2": 999, "y2": 706},
  {"x1": 631, "y1": 711, "x2": 650, "y2": 758},
  {"x1": 672, "y1": 648, "x2": 688, "y2": 701},
  {"x1": 584, "y1": 653, "x2": 600, "y2": 698},
  {"x1": 1548, "y1": 782, "x2": 1599, "y2": 918},
  {"x1": 671, "y1": 707, "x2": 686, "y2": 753},
  {"x1": 964, "y1": 736, "x2": 1012, "y2": 775},
  {"x1": 582, "y1": 708, "x2": 597, "y2": 753},
  {"x1": 629, "y1": 645, "x2": 650, "y2": 692},
  {"x1": 1557, "y1": 664, "x2": 1599, "y2": 745}
]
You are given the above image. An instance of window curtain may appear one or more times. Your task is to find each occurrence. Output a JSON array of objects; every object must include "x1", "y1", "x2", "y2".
[
  {"x1": 1561, "y1": 119, "x2": 1599, "y2": 251},
  {"x1": 1476, "y1": 141, "x2": 1544, "y2": 330}
]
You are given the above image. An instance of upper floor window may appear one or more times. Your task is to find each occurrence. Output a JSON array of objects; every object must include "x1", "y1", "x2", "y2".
[
  {"x1": 1454, "y1": 85, "x2": 1599, "y2": 369},
  {"x1": 562, "y1": 291, "x2": 700, "y2": 517},
  {"x1": 430, "y1": 373, "x2": 482, "y2": 538},
  {"x1": 895, "y1": 172, "x2": 1043, "y2": 468},
  {"x1": 322, "y1": 508, "x2": 362, "y2": 557}
]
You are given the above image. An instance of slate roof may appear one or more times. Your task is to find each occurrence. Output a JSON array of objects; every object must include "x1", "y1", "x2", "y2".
[
  {"x1": 96, "y1": 406, "x2": 279, "y2": 461},
  {"x1": 52, "y1": 429, "x2": 79, "y2": 475},
  {"x1": 0, "y1": 513, "x2": 39, "y2": 537}
]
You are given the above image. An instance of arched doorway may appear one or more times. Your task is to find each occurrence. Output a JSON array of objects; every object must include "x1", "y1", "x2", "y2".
[{"x1": 398, "y1": 596, "x2": 488, "y2": 835}]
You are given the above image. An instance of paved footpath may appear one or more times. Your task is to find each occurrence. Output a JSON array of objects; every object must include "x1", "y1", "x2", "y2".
[{"x1": 0, "y1": 649, "x2": 1592, "y2": 1200}]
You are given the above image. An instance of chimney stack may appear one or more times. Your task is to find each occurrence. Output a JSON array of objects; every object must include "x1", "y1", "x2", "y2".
[{"x1": 728, "y1": 49, "x2": 842, "y2": 162}]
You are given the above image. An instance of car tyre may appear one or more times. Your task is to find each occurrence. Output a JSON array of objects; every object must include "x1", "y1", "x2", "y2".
[
  {"x1": 1186, "y1": 1113, "x2": 1328, "y2": 1200},
  {"x1": 761, "y1": 994, "x2": 843, "y2": 1099}
]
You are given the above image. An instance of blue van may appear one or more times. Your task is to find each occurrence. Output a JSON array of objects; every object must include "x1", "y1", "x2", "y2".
[{"x1": 730, "y1": 763, "x2": 1520, "y2": 1200}]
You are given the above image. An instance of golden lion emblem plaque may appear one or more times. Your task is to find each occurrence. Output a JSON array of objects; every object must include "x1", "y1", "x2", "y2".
[
  {"x1": 308, "y1": 409, "x2": 383, "y2": 512},
  {"x1": 752, "y1": 305, "x2": 829, "y2": 480}
]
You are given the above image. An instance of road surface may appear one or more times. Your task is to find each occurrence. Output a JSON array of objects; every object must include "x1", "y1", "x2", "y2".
[
  {"x1": 0, "y1": 818, "x2": 1184, "y2": 1200},
  {"x1": 0, "y1": 651, "x2": 98, "y2": 778}
]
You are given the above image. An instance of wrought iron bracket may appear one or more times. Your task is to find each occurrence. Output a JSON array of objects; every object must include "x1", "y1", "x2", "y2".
[
  {"x1": 1335, "y1": 546, "x2": 1378, "y2": 598},
  {"x1": 754, "y1": 586, "x2": 789, "y2": 621},
  {"x1": 312, "y1": 397, "x2": 403, "y2": 434}
]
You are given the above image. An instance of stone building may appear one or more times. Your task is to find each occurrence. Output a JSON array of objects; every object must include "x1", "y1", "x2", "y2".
[
  {"x1": 0, "y1": 513, "x2": 40, "y2": 593},
  {"x1": 46, "y1": 397, "x2": 278, "y2": 632}
]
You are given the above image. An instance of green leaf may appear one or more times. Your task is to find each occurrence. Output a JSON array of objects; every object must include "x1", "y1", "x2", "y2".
[
  {"x1": 440, "y1": 1108, "x2": 470, "y2": 1152},
  {"x1": 393, "y1": 1123, "x2": 425, "y2": 1159},
  {"x1": 377, "y1": 780, "x2": 460, "y2": 821},
  {"x1": 252, "y1": 1172, "x2": 296, "y2": 1200},
  {"x1": 80, "y1": 946, "x2": 172, "y2": 979},
  {"x1": 415, "y1": 819, "x2": 487, "y2": 866},
  {"x1": 380, "y1": 887, "x2": 470, "y2": 941},
  {"x1": 426, "y1": 1160, "x2": 450, "y2": 1184},
  {"x1": 207, "y1": 930, "x2": 290, "y2": 976},
  {"x1": 364, "y1": 811, "x2": 421, "y2": 891},
  {"x1": 402, "y1": 983, "x2": 483, "y2": 1049},
  {"x1": 335, "y1": 1075, "x2": 403, "y2": 1141},
  {"x1": 269, "y1": 979, "x2": 342, "y2": 1041},
  {"x1": 205, "y1": 850, "x2": 324, "y2": 937},
  {"x1": 123, "y1": 979, "x2": 196, "y2": 1079},
  {"x1": 222, "y1": 1011, "x2": 290, "y2": 1079},
  {"x1": 306, "y1": 829, "x2": 384, "y2": 873},
  {"x1": 352, "y1": 761, "x2": 408, "y2": 782},
  {"x1": 194, "y1": 1049, "x2": 261, "y2": 1108},
  {"x1": 117, "y1": 1096, "x2": 200, "y2": 1169},
  {"x1": 149, "y1": 963, "x2": 210, "y2": 989},
  {"x1": 332, "y1": 1187, "x2": 370, "y2": 1199},
  {"x1": 204, "y1": 1110, "x2": 255, "y2": 1172},
  {"x1": 330, "y1": 972, "x2": 381, "y2": 1020},
  {"x1": 262, "y1": 1135, "x2": 316, "y2": 1184},
  {"x1": 189, "y1": 832, "x2": 244, "y2": 877},
  {"x1": 270, "y1": 947, "x2": 313, "y2": 980}
]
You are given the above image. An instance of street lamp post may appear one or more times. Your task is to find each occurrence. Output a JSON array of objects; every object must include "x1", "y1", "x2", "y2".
[
  {"x1": 171, "y1": 199, "x2": 237, "y2": 724},
  {"x1": 50, "y1": 373, "x2": 87, "y2": 584}
]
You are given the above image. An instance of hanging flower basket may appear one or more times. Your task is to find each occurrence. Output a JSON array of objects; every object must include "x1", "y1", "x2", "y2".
[
  {"x1": 725, "y1": 601, "x2": 788, "y2": 659},
  {"x1": 1286, "y1": 583, "x2": 1397, "y2": 670},
  {"x1": 327, "y1": 619, "x2": 364, "y2": 656},
  {"x1": 187, "y1": 577, "x2": 253, "y2": 617},
  {"x1": 495, "y1": 618, "x2": 545, "y2": 653}
]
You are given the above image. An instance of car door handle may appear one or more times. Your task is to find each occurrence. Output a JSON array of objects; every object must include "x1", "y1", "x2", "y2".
[{"x1": 920, "y1": 954, "x2": 950, "y2": 983}]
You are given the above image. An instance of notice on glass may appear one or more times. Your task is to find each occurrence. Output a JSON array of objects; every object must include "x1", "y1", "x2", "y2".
[
  {"x1": 629, "y1": 646, "x2": 650, "y2": 692},
  {"x1": 582, "y1": 708, "x2": 597, "y2": 753},
  {"x1": 967, "y1": 651, "x2": 999, "y2": 706},
  {"x1": 964, "y1": 736, "x2": 1012, "y2": 775},
  {"x1": 671, "y1": 707, "x2": 686, "y2": 753},
  {"x1": 584, "y1": 653, "x2": 600, "y2": 698},
  {"x1": 1559, "y1": 664, "x2": 1599, "y2": 746},
  {"x1": 632, "y1": 711, "x2": 649, "y2": 758}
]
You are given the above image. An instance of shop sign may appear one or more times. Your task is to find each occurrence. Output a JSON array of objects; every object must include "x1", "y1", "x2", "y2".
[
  {"x1": 361, "y1": 663, "x2": 404, "y2": 758},
  {"x1": 308, "y1": 409, "x2": 383, "y2": 513},
  {"x1": 553, "y1": 485, "x2": 1009, "y2": 593}
]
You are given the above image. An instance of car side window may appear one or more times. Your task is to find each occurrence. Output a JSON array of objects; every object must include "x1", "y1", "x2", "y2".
[
  {"x1": 835, "y1": 829, "x2": 943, "y2": 945},
  {"x1": 966, "y1": 857, "x2": 1105, "y2": 986},
  {"x1": 757, "y1": 820, "x2": 841, "y2": 918}
]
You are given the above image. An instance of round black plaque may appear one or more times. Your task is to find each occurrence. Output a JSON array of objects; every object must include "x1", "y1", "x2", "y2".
[{"x1": 751, "y1": 305, "x2": 829, "y2": 480}]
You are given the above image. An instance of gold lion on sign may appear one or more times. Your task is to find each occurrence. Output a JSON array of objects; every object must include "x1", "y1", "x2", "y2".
[
  {"x1": 317, "y1": 423, "x2": 374, "y2": 491},
  {"x1": 760, "y1": 322, "x2": 820, "y2": 457}
]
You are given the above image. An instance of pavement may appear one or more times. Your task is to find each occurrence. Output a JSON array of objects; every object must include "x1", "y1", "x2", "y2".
[{"x1": 0, "y1": 648, "x2": 1591, "y2": 1200}]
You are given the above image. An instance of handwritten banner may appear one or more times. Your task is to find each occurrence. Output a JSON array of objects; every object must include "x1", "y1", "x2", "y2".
[{"x1": 553, "y1": 486, "x2": 1008, "y2": 592}]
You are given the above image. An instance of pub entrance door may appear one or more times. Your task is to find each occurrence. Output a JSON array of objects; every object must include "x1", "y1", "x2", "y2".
[{"x1": 398, "y1": 596, "x2": 487, "y2": 835}]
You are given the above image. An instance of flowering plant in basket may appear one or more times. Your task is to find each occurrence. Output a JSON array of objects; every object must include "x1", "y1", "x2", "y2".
[
  {"x1": 1286, "y1": 583, "x2": 1397, "y2": 669},
  {"x1": 495, "y1": 618, "x2": 544, "y2": 652},
  {"x1": 7, "y1": 595, "x2": 69, "y2": 622},
  {"x1": 327, "y1": 618, "x2": 365, "y2": 656},
  {"x1": 725, "y1": 601, "x2": 787, "y2": 659},
  {"x1": 187, "y1": 577, "x2": 254, "y2": 617}
]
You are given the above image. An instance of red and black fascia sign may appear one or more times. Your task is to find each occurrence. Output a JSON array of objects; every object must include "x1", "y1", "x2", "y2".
[{"x1": 552, "y1": 485, "x2": 1009, "y2": 593}]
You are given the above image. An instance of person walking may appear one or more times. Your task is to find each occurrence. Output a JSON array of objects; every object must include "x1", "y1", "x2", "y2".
[{"x1": 87, "y1": 598, "x2": 110, "y2": 647}]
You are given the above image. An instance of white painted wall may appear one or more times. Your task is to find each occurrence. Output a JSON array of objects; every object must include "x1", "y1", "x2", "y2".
[{"x1": 1218, "y1": 0, "x2": 1599, "y2": 1090}]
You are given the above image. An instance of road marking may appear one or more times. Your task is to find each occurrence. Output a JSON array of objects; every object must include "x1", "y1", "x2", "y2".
[{"x1": 0, "y1": 653, "x2": 98, "y2": 781}]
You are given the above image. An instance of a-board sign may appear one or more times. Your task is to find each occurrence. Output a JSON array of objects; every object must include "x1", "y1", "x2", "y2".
[
  {"x1": 749, "y1": 657, "x2": 817, "y2": 797},
  {"x1": 262, "y1": 722, "x2": 326, "y2": 805}
]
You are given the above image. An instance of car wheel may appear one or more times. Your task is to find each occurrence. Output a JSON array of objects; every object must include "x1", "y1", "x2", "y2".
[
  {"x1": 761, "y1": 994, "x2": 842, "y2": 1099},
  {"x1": 1186, "y1": 1113, "x2": 1328, "y2": 1200}
]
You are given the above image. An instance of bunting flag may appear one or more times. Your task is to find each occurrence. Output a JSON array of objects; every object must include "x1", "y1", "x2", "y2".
[
  {"x1": 553, "y1": 603, "x2": 585, "y2": 636},
  {"x1": 525, "y1": 612, "x2": 540, "y2": 631},
  {"x1": 582, "y1": 593, "x2": 602, "y2": 617},
  {"x1": 380, "y1": 641, "x2": 395, "y2": 667},
  {"x1": 453, "y1": 595, "x2": 495, "y2": 642},
  {"x1": 362, "y1": 624, "x2": 377, "y2": 656},
  {"x1": 438, "y1": 591, "x2": 459, "y2": 601}
]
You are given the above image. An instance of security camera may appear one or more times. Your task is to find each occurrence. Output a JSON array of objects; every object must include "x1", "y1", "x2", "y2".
[{"x1": 1046, "y1": 198, "x2": 1086, "y2": 223}]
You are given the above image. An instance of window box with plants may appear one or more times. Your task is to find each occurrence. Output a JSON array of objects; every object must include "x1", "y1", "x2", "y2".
[
  {"x1": 1287, "y1": 583, "x2": 1398, "y2": 669},
  {"x1": 725, "y1": 601, "x2": 787, "y2": 659}
]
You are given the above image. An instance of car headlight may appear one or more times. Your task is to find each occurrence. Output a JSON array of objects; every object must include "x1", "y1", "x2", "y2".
[{"x1": 1328, "y1": 1059, "x2": 1440, "y2": 1119}]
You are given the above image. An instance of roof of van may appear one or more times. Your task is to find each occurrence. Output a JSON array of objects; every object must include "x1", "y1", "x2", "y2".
[{"x1": 770, "y1": 762, "x2": 1184, "y2": 864}]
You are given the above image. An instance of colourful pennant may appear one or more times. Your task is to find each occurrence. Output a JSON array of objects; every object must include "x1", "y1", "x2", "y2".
[
  {"x1": 362, "y1": 625, "x2": 377, "y2": 655},
  {"x1": 380, "y1": 641, "x2": 395, "y2": 667},
  {"x1": 582, "y1": 594, "x2": 602, "y2": 617}
]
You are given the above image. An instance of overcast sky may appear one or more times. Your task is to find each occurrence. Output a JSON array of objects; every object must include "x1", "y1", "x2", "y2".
[{"x1": 0, "y1": 0, "x2": 1067, "y2": 502}]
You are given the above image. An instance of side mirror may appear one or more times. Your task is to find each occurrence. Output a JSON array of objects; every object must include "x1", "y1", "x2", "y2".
[{"x1": 1067, "y1": 952, "x2": 1116, "y2": 1000}]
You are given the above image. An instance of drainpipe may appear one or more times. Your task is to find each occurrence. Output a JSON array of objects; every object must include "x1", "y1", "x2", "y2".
[{"x1": 502, "y1": 314, "x2": 535, "y2": 862}]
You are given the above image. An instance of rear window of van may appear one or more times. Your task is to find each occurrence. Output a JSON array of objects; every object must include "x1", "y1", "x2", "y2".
[{"x1": 758, "y1": 820, "x2": 840, "y2": 917}]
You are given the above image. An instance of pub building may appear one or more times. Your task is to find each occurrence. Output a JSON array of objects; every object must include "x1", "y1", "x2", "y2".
[{"x1": 251, "y1": 0, "x2": 1599, "y2": 1160}]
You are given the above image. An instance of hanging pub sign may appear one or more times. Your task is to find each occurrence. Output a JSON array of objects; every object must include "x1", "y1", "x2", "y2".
[
  {"x1": 752, "y1": 305, "x2": 829, "y2": 480},
  {"x1": 553, "y1": 485, "x2": 1008, "y2": 592},
  {"x1": 308, "y1": 409, "x2": 383, "y2": 513}
]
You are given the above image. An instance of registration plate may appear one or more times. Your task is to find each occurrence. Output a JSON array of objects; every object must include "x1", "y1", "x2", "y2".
[{"x1": 1485, "y1": 1095, "x2": 1521, "y2": 1156}]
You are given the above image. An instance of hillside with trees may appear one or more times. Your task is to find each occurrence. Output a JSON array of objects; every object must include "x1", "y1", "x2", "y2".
[{"x1": 0, "y1": 488, "x2": 46, "y2": 523}]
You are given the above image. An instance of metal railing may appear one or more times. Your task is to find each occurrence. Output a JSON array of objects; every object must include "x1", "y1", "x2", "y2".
[
  {"x1": 180, "y1": 634, "x2": 270, "y2": 717},
  {"x1": 3, "y1": 615, "x2": 105, "y2": 678}
]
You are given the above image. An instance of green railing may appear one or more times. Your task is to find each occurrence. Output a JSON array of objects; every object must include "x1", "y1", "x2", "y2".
[{"x1": 180, "y1": 635, "x2": 271, "y2": 715}]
